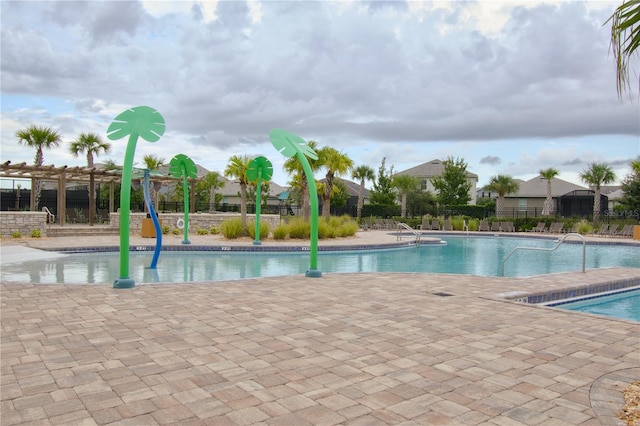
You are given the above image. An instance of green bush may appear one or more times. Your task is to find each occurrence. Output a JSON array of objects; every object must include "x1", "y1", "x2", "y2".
[
  {"x1": 466, "y1": 219, "x2": 479, "y2": 231},
  {"x1": 209, "y1": 226, "x2": 220, "y2": 235},
  {"x1": 576, "y1": 219, "x2": 593, "y2": 235},
  {"x1": 288, "y1": 217, "x2": 310, "y2": 239},
  {"x1": 337, "y1": 220, "x2": 358, "y2": 237},
  {"x1": 318, "y1": 220, "x2": 337, "y2": 239},
  {"x1": 11, "y1": 231, "x2": 22, "y2": 239},
  {"x1": 272, "y1": 224, "x2": 288, "y2": 240},
  {"x1": 162, "y1": 225, "x2": 170, "y2": 234},
  {"x1": 247, "y1": 221, "x2": 270, "y2": 239},
  {"x1": 221, "y1": 218, "x2": 244, "y2": 239},
  {"x1": 172, "y1": 227, "x2": 180, "y2": 235},
  {"x1": 30, "y1": 229, "x2": 42, "y2": 238},
  {"x1": 196, "y1": 228, "x2": 209, "y2": 235}
]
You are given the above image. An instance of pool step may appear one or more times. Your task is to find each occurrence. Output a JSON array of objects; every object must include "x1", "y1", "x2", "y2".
[{"x1": 46, "y1": 225, "x2": 119, "y2": 238}]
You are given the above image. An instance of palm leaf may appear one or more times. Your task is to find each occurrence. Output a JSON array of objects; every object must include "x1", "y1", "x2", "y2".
[
  {"x1": 246, "y1": 156, "x2": 274, "y2": 183},
  {"x1": 107, "y1": 106, "x2": 165, "y2": 142},
  {"x1": 269, "y1": 129, "x2": 318, "y2": 160},
  {"x1": 169, "y1": 154, "x2": 198, "y2": 178}
]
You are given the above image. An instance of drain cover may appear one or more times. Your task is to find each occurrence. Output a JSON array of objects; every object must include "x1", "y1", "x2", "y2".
[{"x1": 432, "y1": 292, "x2": 454, "y2": 297}]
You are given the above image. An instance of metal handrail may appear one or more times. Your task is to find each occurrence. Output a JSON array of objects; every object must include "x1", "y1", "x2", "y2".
[
  {"x1": 501, "y1": 232, "x2": 586, "y2": 277},
  {"x1": 396, "y1": 222, "x2": 421, "y2": 244}
]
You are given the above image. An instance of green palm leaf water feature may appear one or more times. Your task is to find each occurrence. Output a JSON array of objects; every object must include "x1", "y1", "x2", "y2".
[
  {"x1": 107, "y1": 106, "x2": 165, "y2": 289},
  {"x1": 269, "y1": 129, "x2": 321, "y2": 277},
  {"x1": 246, "y1": 156, "x2": 273, "y2": 245},
  {"x1": 169, "y1": 154, "x2": 198, "y2": 244}
]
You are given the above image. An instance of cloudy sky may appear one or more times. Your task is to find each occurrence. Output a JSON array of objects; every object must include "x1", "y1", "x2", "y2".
[{"x1": 1, "y1": 0, "x2": 638, "y2": 190}]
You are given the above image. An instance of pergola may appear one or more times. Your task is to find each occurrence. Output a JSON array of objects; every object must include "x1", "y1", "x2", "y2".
[{"x1": 1, "y1": 161, "x2": 191, "y2": 226}]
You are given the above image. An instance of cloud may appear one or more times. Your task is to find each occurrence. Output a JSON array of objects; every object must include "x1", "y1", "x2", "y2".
[{"x1": 480, "y1": 156, "x2": 501, "y2": 165}]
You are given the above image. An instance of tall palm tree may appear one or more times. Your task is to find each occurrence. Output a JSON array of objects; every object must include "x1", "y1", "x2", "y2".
[
  {"x1": 539, "y1": 167, "x2": 559, "y2": 216},
  {"x1": 607, "y1": 0, "x2": 640, "y2": 96},
  {"x1": 224, "y1": 155, "x2": 251, "y2": 229},
  {"x1": 580, "y1": 163, "x2": 617, "y2": 224},
  {"x1": 202, "y1": 172, "x2": 225, "y2": 212},
  {"x1": 107, "y1": 106, "x2": 166, "y2": 288},
  {"x1": 318, "y1": 147, "x2": 354, "y2": 218},
  {"x1": 351, "y1": 164, "x2": 375, "y2": 223},
  {"x1": 392, "y1": 174, "x2": 419, "y2": 218},
  {"x1": 15, "y1": 125, "x2": 62, "y2": 208},
  {"x1": 484, "y1": 175, "x2": 520, "y2": 218},
  {"x1": 142, "y1": 154, "x2": 165, "y2": 209},
  {"x1": 70, "y1": 132, "x2": 111, "y2": 168},
  {"x1": 284, "y1": 140, "x2": 320, "y2": 221}
]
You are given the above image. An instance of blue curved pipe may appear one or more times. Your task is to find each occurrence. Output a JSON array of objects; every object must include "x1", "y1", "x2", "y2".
[{"x1": 143, "y1": 170, "x2": 162, "y2": 269}]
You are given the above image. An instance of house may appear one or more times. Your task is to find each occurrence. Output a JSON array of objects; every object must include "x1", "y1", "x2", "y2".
[
  {"x1": 316, "y1": 178, "x2": 371, "y2": 215},
  {"x1": 395, "y1": 159, "x2": 479, "y2": 205}
]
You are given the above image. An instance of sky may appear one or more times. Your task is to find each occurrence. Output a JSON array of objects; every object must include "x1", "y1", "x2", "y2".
[{"x1": 1, "y1": 0, "x2": 639, "y2": 191}]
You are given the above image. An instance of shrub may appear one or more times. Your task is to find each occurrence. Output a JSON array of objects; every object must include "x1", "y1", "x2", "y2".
[
  {"x1": 318, "y1": 220, "x2": 337, "y2": 239},
  {"x1": 288, "y1": 217, "x2": 310, "y2": 239},
  {"x1": 466, "y1": 219, "x2": 479, "y2": 231},
  {"x1": 449, "y1": 216, "x2": 465, "y2": 231},
  {"x1": 337, "y1": 220, "x2": 358, "y2": 237},
  {"x1": 576, "y1": 219, "x2": 593, "y2": 235},
  {"x1": 30, "y1": 229, "x2": 42, "y2": 238},
  {"x1": 247, "y1": 221, "x2": 270, "y2": 239},
  {"x1": 196, "y1": 228, "x2": 209, "y2": 235},
  {"x1": 162, "y1": 224, "x2": 170, "y2": 234},
  {"x1": 209, "y1": 226, "x2": 220, "y2": 235},
  {"x1": 11, "y1": 231, "x2": 22, "y2": 238},
  {"x1": 172, "y1": 227, "x2": 180, "y2": 235},
  {"x1": 221, "y1": 218, "x2": 244, "y2": 239},
  {"x1": 272, "y1": 224, "x2": 288, "y2": 240}
]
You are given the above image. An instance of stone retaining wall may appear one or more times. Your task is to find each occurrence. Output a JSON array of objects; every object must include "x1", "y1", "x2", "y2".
[
  {"x1": 0, "y1": 212, "x2": 48, "y2": 238},
  {"x1": 110, "y1": 213, "x2": 282, "y2": 234}
]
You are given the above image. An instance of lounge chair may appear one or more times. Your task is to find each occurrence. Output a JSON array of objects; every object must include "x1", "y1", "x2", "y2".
[
  {"x1": 593, "y1": 224, "x2": 609, "y2": 236},
  {"x1": 502, "y1": 221, "x2": 515, "y2": 232},
  {"x1": 443, "y1": 219, "x2": 453, "y2": 231},
  {"x1": 616, "y1": 224, "x2": 633, "y2": 238},
  {"x1": 607, "y1": 224, "x2": 619, "y2": 236},
  {"x1": 490, "y1": 221, "x2": 501, "y2": 232},
  {"x1": 547, "y1": 222, "x2": 564, "y2": 233},
  {"x1": 431, "y1": 220, "x2": 441, "y2": 231},
  {"x1": 419, "y1": 217, "x2": 431, "y2": 230},
  {"x1": 479, "y1": 220, "x2": 489, "y2": 232},
  {"x1": 529, "y1": 222, "x2": 546, "y2": 233}
]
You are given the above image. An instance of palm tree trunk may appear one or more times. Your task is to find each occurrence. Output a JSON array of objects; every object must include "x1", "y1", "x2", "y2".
[
  {"x1": 209, "y1": 188, "x2": 216, "y2": 212},
  {"x1": 496, "y1": 196, "x2": 504, "y2": 218},
  {"x1": 401, "y1": 193, "x2": 407, "y2": 217},
  {"x1": 357, "y1": 182, "x2": 365, "y2": 222},
  {"x1": 322, "y1": 195, "x2": 331, "y2": 218}
]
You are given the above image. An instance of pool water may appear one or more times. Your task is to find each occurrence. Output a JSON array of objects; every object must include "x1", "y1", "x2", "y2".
[
  {"x1": 551, "y1": 289, "x2": 640, "y2": 322},
  {"x1": 1, "y1": 236, "x2": 638, "y2": 284}
]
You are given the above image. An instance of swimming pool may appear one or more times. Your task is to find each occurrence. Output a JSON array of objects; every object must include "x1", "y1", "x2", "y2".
[
  {"x1": 2, "y1": 236, "x2": 638, "y2": 284},
  {"x1": 550, "y1": 289, "x2": 640, "y2": 322}
]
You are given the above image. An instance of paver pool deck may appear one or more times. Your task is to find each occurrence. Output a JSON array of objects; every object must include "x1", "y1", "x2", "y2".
[{"x1": 1, "y1": 230, "x2": 639, "y2": 425}]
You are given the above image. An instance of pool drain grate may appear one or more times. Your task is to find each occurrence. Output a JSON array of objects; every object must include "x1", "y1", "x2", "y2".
[{"x1": 432, "y1": 292, "x2": 454, "y2": 297}]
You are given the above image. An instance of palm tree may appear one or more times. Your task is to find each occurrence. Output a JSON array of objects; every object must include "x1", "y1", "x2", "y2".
[
  {"x1": 484, "y1": 175, "x2": 520, "y2": 218},
  {"x1": 284, "y1": 140, "x2": 320, "y2": 221},
  {"x1": 580, "y1": 163, "x2": 617, "y2": 225},
  {"x1": 246, "y1": 156, "x2": 274, "y2": 245},
  {"x1": 607, "y1": 0, "x2": 640, "y2": 96},
  {"x1": 392, "y1": 175, "x2": 419, "y2": 218},
  {"x1": 107, "y1": 106, "x2": 165, "y2": 288},
  {"x1": 539, "y1": 167, "x2": 559, "y2": 216},
  {"x1": 15, "y1": 125, "x2": 62, "y2": 208},
  {"x1": 142, "y1": 154, "x2": 165, "y2": 209},
  {"x1": 352, "y1": 165, "x2": 375, "y2": 223},
  {"x1": 169, "y1": 154, "x2": 198, "y2": 244},
  {"x1": 70, "y1": 132, "x2": 111, "y2": 168},
  {"x1": 202, "y1": 172, "x2": 225, "y2": 212},
  {"x1": 318, "y1": 147, "x2": 354, "y2": 218},
  {"x1": 224, "y1": 155, "x2": 251, "y2": 229}
]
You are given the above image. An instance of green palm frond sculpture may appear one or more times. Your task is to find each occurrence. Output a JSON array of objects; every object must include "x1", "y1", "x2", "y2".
[
  {"x1": 269, "y1": 129, "x2": 321, "y2": 277},
  {"x1": 107, "y1": 106, "x2": 165, "y2": 289},
  {"x1": 247, "y1": 156, "x2": 273, "y2": 245},
  {"x1": 169, "y1": 154, "x2": 198, "y2": 244}
]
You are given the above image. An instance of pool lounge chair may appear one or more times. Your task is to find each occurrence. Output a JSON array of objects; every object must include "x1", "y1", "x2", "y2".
[
  {"x1": 607, "y1": 224, "x2": 619, "y2": 237},
  {"x1": 615, "y1": 224, "x2": 633, "y2": 238},
  {"x1": 501, "y1": 221, "x2": 515, "y2": 232},
  {"x1": 431, "y1": 220, "x2": 441, "y2": 231},
  {"x1": 479, "y1": 220, "x2": 489, "y2": 232},
  {"x1": 593, "y1": 224, "x2": 609, "y2": 236},
  {"x1": 528, "y1": 222, "x2": 547, "y2": 233},
  {"x1": 419, "y1": 217, "x2": 431, "y2": 230},
  {"x1": 490, "y1": 221, "x2": 501, "y2": 232},
  {"x1": 546, "y1": 222, "x2": 564, "y2": 233},
  {"x1": 443, "y1": 219, "x2": 453, "y2": 231}
]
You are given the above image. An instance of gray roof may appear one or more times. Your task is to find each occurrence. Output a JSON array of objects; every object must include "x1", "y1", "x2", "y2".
[
  {"x1": 514, "y1": 175, "x2": 586, "y2": 198},
  {"x1": 396, "y1": 159, "x2": 478, "y2": 179},
  {"x1": 220, "y1": 180, "x2": 288, "y2": 198},
  {"x1": 318, "y1": 178, "x2": 371, "y2": 197}
]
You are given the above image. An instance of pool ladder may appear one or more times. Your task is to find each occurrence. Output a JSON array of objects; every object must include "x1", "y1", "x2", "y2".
[
  {"x1": 501, "y1": 233, "x2": 586, "y2": 277},
  {"x1": 396, "y1": 222, "x2": 421, "y2": 244}
]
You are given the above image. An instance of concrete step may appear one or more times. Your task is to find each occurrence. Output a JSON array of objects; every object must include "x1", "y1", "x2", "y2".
[{"x1": 46, "y1": 225, "x2": 119, "y2": 238}]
